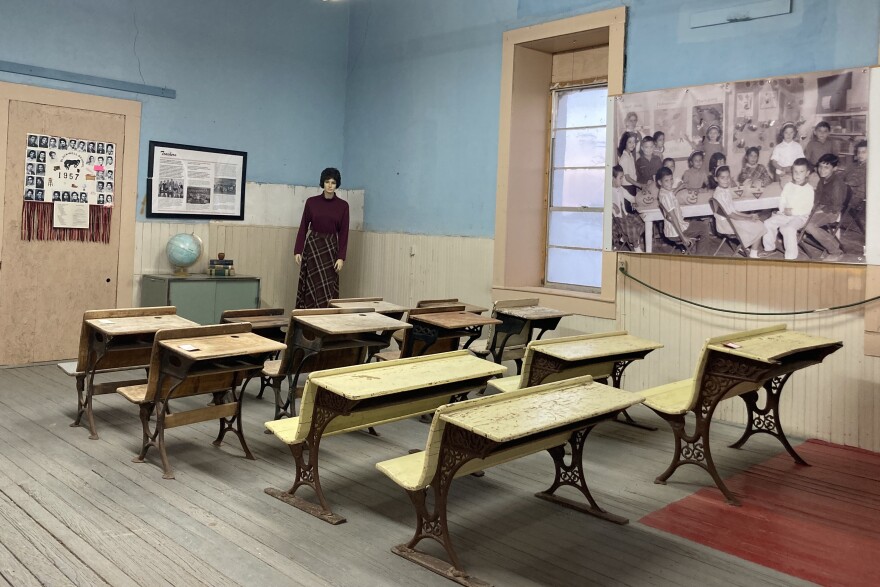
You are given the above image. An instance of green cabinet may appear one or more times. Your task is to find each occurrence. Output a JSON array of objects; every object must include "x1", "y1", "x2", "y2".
[{"x1": 141, "y1": 274, "x2": 261, "y2": 324}]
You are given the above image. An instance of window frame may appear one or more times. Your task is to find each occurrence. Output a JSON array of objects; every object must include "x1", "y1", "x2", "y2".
[{"x1": 492, "y1": 7, "x2": 626, "y2": 319}]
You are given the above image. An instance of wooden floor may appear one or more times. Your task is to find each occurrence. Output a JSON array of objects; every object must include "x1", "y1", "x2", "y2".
[{"x1": 0, "y1": 364, "x2": 814, "y2": 587}]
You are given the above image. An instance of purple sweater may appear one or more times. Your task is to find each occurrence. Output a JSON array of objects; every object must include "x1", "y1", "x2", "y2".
[{"x1": 294, "y1": 194, "x2": 350, "y2": 260}]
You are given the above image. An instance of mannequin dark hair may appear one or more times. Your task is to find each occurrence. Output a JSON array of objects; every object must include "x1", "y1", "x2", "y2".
[{"x1": 320, "y1": 167, "x2": 342, "y2": 188}]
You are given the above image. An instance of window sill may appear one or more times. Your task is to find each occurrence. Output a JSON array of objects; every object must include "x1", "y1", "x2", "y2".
[{"x1": 491, "y1": 284, "x2": 616, "y2": 320}]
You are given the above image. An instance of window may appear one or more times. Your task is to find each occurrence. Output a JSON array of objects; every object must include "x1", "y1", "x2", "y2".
[{"x1": 545, "y1": 85, "x2": 608, "y2": 290}]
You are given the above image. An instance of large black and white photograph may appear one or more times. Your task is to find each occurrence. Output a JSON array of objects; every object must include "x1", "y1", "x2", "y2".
[
  {"x1": 612, "y1": 67, "x2": 868, "y2": 263},
  {"x1": 146, "y1": 140, "x2": 247, "y2": 220}
]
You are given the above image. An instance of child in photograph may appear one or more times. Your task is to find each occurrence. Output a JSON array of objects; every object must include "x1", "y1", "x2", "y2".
[
  {"x1": 36, "y1": 164, "x2": 45, "y2": 175},
  {"x1": 658, "y1": 166, "x2": 696, "y2": 249},
  {"x1": 25, "y1": 189, "x2": 34, "y2": 200},
  {"x1": 105, "y1": 182, "x2": 113, "y2": 192},
  {"x1": 804, "y1": 121, "x2": 835, "y2": 166},
  {"x1": 611, "y1": 165, "x2": 644, "y2": 252},
  {"x1": 844, "y1": 139, "x2": 867, "y2": 207},
  {"x1": 711, "y1": 166, "x2": 765, "y2": 258},
  {"x1": 686, "y1": 124, "x2": 725, "y2": 162},
  {"x1": 48, "y1": 137, "x2": 57, "y2": 148},
  {"x1": 97, "y1": 156, "x2": 104, "y2": 165},
  {"x1": 27, "y1": 135, "x2": 37, "y2": 147},
  {"x1": 707, "y1": 152, "x2": 734, "y2": 189},
  {"x1": 37, "y1": 151, "x2": 46, "y2": 162},
  {"x1": 25, "y1": 176, "x2": 34, "y2": 186},
  {"x1": 653, "y1": 131, "x2": 666, "y2": 155},
  {"x1": 62, "y1": 191, "x2": 70, "y2": 202},
  {"x1": 58, "y1": 138, "x2": 67, "y2": 149},
  {"x1": 737, "y1": 147, "x2": 772, "y2": 188},
  {"x1": 617, "y1": 132, "x2": 641, "y2": 196},
  {"x1": 39, "y1": 136, "x2": 48, "y2": 148},
  {"x1": 106, "y1": 144, "x2": 114, "y2": 155},
  {"x1": 106, "y1": 170, "x2": 114, "y2": 180},
  {"x1": 769, "y1": 122, "x2": 805, "y2": 185},
  {"x1": 87, "y1": 155, "x2": 95, "y2": 165},
  {"x1": 96, "y1": 181, "x2": 104, "y2": 191},
  {"x1": 97, "y1": 143, "x2": 105, "y2": 154},
  {"x1": 679, "y1": 151, "x2": 708, "y2": 192},
  {"x1": 105, "y1": 194, "x2": 113, "y2": 205},
  {"x1": 35, "y1": 177, "x2": 43, "y2": 189},
  {"x1": 27, "y1": 150, "x2": 36, "y2": 160},
  {"x1": 48, "y1": 151, "x2": 57, "y2": 160},
  {"x1": 96, "y1": 171, "x2": 104, "y2": 180},
  {"x1": 761, "y1": 158, "x2": 813, "y2": 260},
  {"x1": 635, "y1": 136, "x2": 662, "y2": 186},
  {"x1": 52, "y1": 191, "x2": 60, "y2": 202},
  {"x1": 97, "y1": 194, "x2": 105, "y2": 205},
  {"x1": 26, "y1": 163, "x2": 35, "y2": 175},
  {"x1": 80, "y1": 192, "x2": 88, "y2": 201},
  {"x1": 623, "y1": 111, "x2": 642, "y2": 141},
  {"x1": 35, "y1": 190, "x2": 44, "y2": 201},
  {"x1": 106, "y1": 156, "x2": 114, "y2": 165},
  {"x1": 77, "y1": 140, "x2": 86, "y2": 151},
  {"x1": 87, "y1": 142, "x2": 96, "y2": 153},
  {"x1": 804, "y1": 153, "x2": 847, "y2": 261}
]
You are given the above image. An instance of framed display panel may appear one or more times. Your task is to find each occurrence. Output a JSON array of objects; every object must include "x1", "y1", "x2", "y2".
[{"x1": 147, "y1": 141, "x2": 247, "y2": 220}]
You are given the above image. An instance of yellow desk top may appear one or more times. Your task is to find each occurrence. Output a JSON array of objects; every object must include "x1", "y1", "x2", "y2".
[
  {"x1": 294, "y1": 312, "x2": 411, "y2": 335},
  {"x1": 330, "y1": 300, "x2": 408, "y2": 314},
  {"x1": 441, "y1": 380, "x2": 643, "y2": 443},
  {"x1": 159, "y1": 332, "x2": 285, "y2": 361},
  {"x1": 532, "y1": 332, "x2": 664, "y2": 362},
  {"x1": 410, "y1": 311, "x2": 501, "y2": 329},
  {"x1": 495, "y1": 305, "x2": 570, "y2": 321},
  {"x1": 310, "y1": 351, "x2": 505, "y2": 400},
  {"x1": 86, "y1": 314, "x2": 198, "y2": 336},
  {"x1": 708, "y1": 329, "x2": 842, "y2": 363}
]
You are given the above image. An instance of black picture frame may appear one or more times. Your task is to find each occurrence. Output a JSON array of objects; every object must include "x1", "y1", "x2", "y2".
[{"x1": 146, "y1": 140, "x2": 247, "y2": 220}]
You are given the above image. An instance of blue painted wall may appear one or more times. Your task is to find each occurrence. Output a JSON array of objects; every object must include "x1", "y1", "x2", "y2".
[
  {"x1": 0, "y1": 0, "x2": 350, "y2": 220},
  {"x1": 343, "y1": 0, "x2": 880, "y2": 237}
]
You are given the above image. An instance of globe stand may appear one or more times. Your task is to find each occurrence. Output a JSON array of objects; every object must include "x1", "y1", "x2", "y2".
[{"x1": 172, "y1": 266, "x2": 190, "y2": 277}]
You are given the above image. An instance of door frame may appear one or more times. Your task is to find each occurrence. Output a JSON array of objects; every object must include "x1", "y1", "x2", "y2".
[{"x1": 0, "y1": 80, "x2": 141, "y2": 307}]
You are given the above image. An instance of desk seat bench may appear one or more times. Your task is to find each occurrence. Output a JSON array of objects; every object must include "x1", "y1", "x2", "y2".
[
  {"x1": 264, "y1": 350, "x2": 505, "y2": 524},
  {"x1": 642, "y1": 324, "x2": 842, "y2": 505},
  {"x1": 377, "y1": 375, "x2": 645, "y2": 586}
]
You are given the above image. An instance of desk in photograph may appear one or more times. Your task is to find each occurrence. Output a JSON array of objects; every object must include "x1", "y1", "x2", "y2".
[{"x1": 635, "y1": 183, "x2": 781, "y2": 252}]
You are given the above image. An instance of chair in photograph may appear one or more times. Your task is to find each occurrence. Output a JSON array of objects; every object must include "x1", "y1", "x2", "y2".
[
  {"x1": 659, "y1": 201, "x2": 697, "y2": 254},
  {"x1": 799, "y1": 190, "x2": 853, "y2": 258},
  {"x1": 708, "y1": 198, "x2": 747, "y2": 257}
]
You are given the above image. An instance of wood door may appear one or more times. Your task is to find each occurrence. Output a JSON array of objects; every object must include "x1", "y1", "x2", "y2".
[{"x1": 0, "y1": 100, "x2": 126, "y2": 364}]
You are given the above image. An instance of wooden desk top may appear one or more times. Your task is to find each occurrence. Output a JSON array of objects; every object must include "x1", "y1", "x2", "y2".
[
  {"x1": 531, "y1": 332, "x2": 663, "y2": 362},
  {"x1": 294, "y1": 312, "x2": 411, "y2": 335},
  {"x1": 86, "y1": 314, "x2": 198, "y2": 336},
  {"x1": 223, "y1": 315, "x2": 288, "y2": 329},
  {"x1": 159, "y1": 332, "x2": 285, "y2": 361},
  {"x1": 410, "y1": 311, "x2": 501, "y2": 330},
  {"x1": 420, "y1": 301, "x2": 488, "y2": 314},
  {"x1": 441, "y1": 380, "x2": 643, "y2": 443},
  {"x1": 495, "y1": 305, "x2": 571, "y2": 321},
  {"x1": 708, "y1": 329, "x2": 842, "y2": 363},
  {"x1": 311, "y1": 351, "x2": 505, "y2": 400},
  {"x1": 330, "y1": 300, "x2": 408, "y2": 314}
]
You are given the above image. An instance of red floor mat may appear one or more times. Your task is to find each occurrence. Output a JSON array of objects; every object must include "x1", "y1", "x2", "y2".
[{"x1": 640, "y1": 440, "x2": 880, "y2": 586}]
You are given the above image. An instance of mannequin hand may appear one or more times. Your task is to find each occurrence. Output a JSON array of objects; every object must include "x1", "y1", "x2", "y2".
[
  {"x1": 334, "y1": 259, "x2": 344, "y2": 272},
  {"x1": 294, "y1": 254, "x2": 302, "y2": 265}
]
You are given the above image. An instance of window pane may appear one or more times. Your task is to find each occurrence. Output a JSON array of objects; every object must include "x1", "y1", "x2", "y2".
[
  {"x1": 546, "y1": 247, "x2": 603, "y2": 288},
  {"x1": 548, "y1": 211, "x2": 603, "y2": 249},
  {"x1": 552, "y1": 128, "x2": 606, "y2": 168},
  {"x1": 557, "y1": 87, "x2": 608, "y2": 128},
  {"x1": 551, "y1": 168, "x2": 605, "y2": 207}
]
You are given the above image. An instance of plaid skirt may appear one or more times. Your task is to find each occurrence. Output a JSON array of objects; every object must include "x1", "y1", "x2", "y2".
[{"x1": 295, "y1": 231, "x2": 339, "y2": 309}]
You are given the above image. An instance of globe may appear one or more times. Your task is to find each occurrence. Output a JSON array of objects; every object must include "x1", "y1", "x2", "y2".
[{"x1": 166, "y1": 233, "x2": 203, "y2": 275}]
